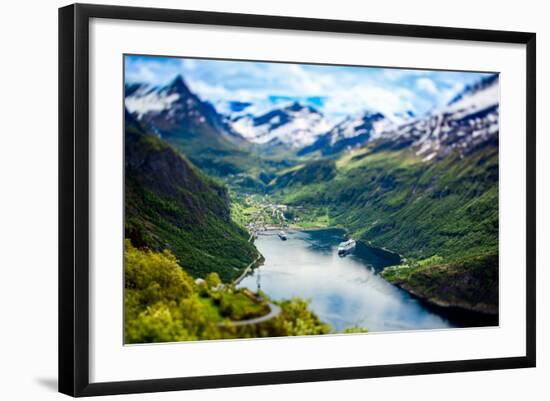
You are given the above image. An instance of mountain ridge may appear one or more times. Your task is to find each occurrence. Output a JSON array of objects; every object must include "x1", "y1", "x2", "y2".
[
  {"x1": 125, "y1": 75, "x2": 264, "y2": 177},
  {"x1": 230, "y1": 101, "x2": 333, "y2": 149},
  {"x1": 297, "y1": 73, "x2": 499, "y2": 160}
]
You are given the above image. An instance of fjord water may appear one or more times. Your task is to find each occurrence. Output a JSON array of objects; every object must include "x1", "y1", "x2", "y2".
[{"x1": 239, "y1": 229, "x2": 453, "y2": 332}]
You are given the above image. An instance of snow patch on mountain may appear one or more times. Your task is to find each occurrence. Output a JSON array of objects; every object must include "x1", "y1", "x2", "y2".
[
  {"x1": 231, "y1": 102, "x2": 332, "y2": 148},
  {"x1": 445, "y1": 79, "x2": 499, "y2": 119},
  {"x1": 125, "y1": 76, "x2": 245, "y2": 143},
  {"x1": 328, "y1": 112, "x2": 389, "y2": 145},
  {"x1": 299, "y1": 110, "x2": 415, "y2": 156},
  {"x1": 298, "y1": 74, "x2": 499, "y2": 160},
  {"x1": 379, "y1": 74, "x2": 500, "y2": 159}
]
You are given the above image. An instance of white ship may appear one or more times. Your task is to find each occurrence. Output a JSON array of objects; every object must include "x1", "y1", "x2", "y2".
[
  {"x1": 278, "y1": 231, "x2": 288, "y2": 241},
  {"x1": 338, "y1": 239, "x2": 356, "y2": 256}
]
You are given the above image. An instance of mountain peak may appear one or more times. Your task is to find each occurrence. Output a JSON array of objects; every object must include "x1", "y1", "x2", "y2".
[
  {"x1": 361, "y1": 110, "x2": 385, "y2": 121},
  {"x1": 167, "y1": 75, "x2": 191, "y2": 95},
  {"x1": 230, "y1": 102, "x2": 331, "y2": 148},
  {"x1": 284, "y1": 102, "x2": 321, "y2": 116},
  {"x1": 286, "y1": 101, "x2": 304, "y2": 112},
  {"x1": 447, "y1": 73, "x2": 499, "y2": 107}
]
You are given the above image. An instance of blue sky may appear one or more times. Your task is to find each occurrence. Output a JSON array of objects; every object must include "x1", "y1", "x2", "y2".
[{"x1": 125, "y1": 55, "x2": 495, "y2": 122}]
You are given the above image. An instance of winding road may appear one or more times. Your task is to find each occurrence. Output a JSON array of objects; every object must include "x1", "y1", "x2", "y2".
[
  {"x1": 216, "y1": 302, "x2": 281, "y2": 327},
  {"x1": 233, "y1": 254, "x2": 262, "y2": 286},
  {"x1": 220, "y1": 204, "x2": 285, "y2": 327}
]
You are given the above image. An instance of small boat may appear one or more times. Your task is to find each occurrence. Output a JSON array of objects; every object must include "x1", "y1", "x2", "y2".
[
  {"x1": 338, "y1": 239, "x2": 356, "y2": 256},
  {"x1": 278, "y1": 231, "x2": 287, "y2": 241}
]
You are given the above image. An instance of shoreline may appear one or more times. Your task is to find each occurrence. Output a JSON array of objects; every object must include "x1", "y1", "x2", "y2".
[
  {"x1": 244, "y1": 224, "x2": 498, "y2": 330},
  {"x1": 395, "y1": 282, "x2": 499, "y2": 327},
  {"x1": 394, "y1": 281, "x2": 498, "y2": 315},
  {"x1": 252, "y1": 224, "x2": 492, "y2": 319},
  {"x1": 300, "y1": 225, "x2": 404, "y2": 261},
  {"x1": 262, "y1": 225, "x2": 498, "y2": 327},
  {"x1": 256, "y1": 225, "x2": 403, "y2": 264},
  {"x1": 233, "y1": 253, "x2": 264, "y2": 286}
]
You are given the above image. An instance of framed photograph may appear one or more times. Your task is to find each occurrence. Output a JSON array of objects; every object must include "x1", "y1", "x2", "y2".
[{"x1": 59, "y1": 3, "x2": 536, "y2": 397}]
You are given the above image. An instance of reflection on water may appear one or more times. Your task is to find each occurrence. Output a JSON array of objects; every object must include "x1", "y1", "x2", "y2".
[{"x1": 239, "y1": 229, "x2": 453, "y2": 332}]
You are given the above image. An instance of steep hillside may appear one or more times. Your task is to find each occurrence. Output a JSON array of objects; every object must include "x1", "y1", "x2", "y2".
[
  {"x1": 276, "y1": 145, "x2": 498, "y2": 261},
  {"x1": 283, "y1": 74, "x2": 499, "y2": 262},
  {"x1": 124, "y1": 113, "x2": 258, "y2": 281},
  {"x1": 270, "y1": 160, "x2": 337, "y2": 189},
  {"x1": 382, "y1": 253, "x2": 498, "y2": 315},
  {"x1": 269, "y1": 143, "x2": 498, "y2": 314}
]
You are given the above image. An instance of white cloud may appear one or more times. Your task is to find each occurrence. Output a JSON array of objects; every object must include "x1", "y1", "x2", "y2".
[
  {"x1": 181, "y1": 59, "x2": 197, "y2": 71},
  {"x1": 415, "y1": 78, "x2": 438, "y2": 95},
  {"x1": 185, "y1": 66, "x2": 418, "y2": 122},
  {"x1": 323, "y1": 84, "x2": 415, "y2": 122},
  {"x1": 442, "y1": 82, "x2": 465, "y2": 102},
  {"x1": 125, "y1": 59, "x2": 180, "y2": 85},
  {"x1": 383, "y1": 68, "x2": 426, "y2": 81},
  {"x1": 125, "y1": 56, "x2": 490, "y2": 120},
  {"x1": 187, "y1": 79, "x2": 261, "y2": 102}
]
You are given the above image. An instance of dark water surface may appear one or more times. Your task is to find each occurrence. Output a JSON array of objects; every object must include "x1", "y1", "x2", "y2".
[{"x1": 239, "y1": 229, "x2": 455, "y2": 332}]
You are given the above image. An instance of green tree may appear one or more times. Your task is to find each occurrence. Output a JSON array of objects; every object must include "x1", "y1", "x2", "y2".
[
  {"x1": 205, "y1": 272, "x2": 222, "y2": 289},
  {"x1": 124, "y1": 240, "x2": 336, "y2": 344}
]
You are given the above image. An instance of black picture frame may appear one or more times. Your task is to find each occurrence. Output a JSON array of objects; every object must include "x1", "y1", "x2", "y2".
[{"x1": 59, "y1": 3, "x2": 536, "y2": 397}]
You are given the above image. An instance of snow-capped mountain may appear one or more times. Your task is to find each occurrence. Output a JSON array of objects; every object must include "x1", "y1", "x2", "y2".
[
  {"x1": 382, "y1": 74, "x2": 500, "y2": 161},
  {"x1": 230, "y1": 102, "x2": 333, "y2": 148},
  {"x1": 125, "y1": 73, "x2": 499, "y2": 163},
  {"x1": 125, "y1": 75, "x2": 243, "y2": 142},
  {"x1": 327, "y1": 111, "x2": 387, "y2": 145},
  {"x1": 446, "y1": 74, "x2": 499, "y2": 109},
  {"x1": 299, "y1": 111, "x2": 398, "y2": 156},
  {"x1": 299, "y1": 74, "x2": 499, "y2": 161}
]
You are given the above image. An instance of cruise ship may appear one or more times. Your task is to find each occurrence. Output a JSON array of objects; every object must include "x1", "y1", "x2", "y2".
[{"x1": 338, "y1": 239, "x2": 356, "y2": 256}]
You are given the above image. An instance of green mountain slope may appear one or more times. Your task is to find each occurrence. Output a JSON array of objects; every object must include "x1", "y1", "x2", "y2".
[
  {"x1": 275, "y1": 145, "x2": 498, "y2": 261},
  {"x1": 125, "y1": 113, "x2": 258, "y2": 281},
  {"x1": 269, "y1": 144, "x2": 498, "y2": 314},
  {"x1": 382, "y1": 252, "x2": 498, "y2": 315},
  {"x1": 271, "y1": 159, "x2": 337, "y2": 189}
]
